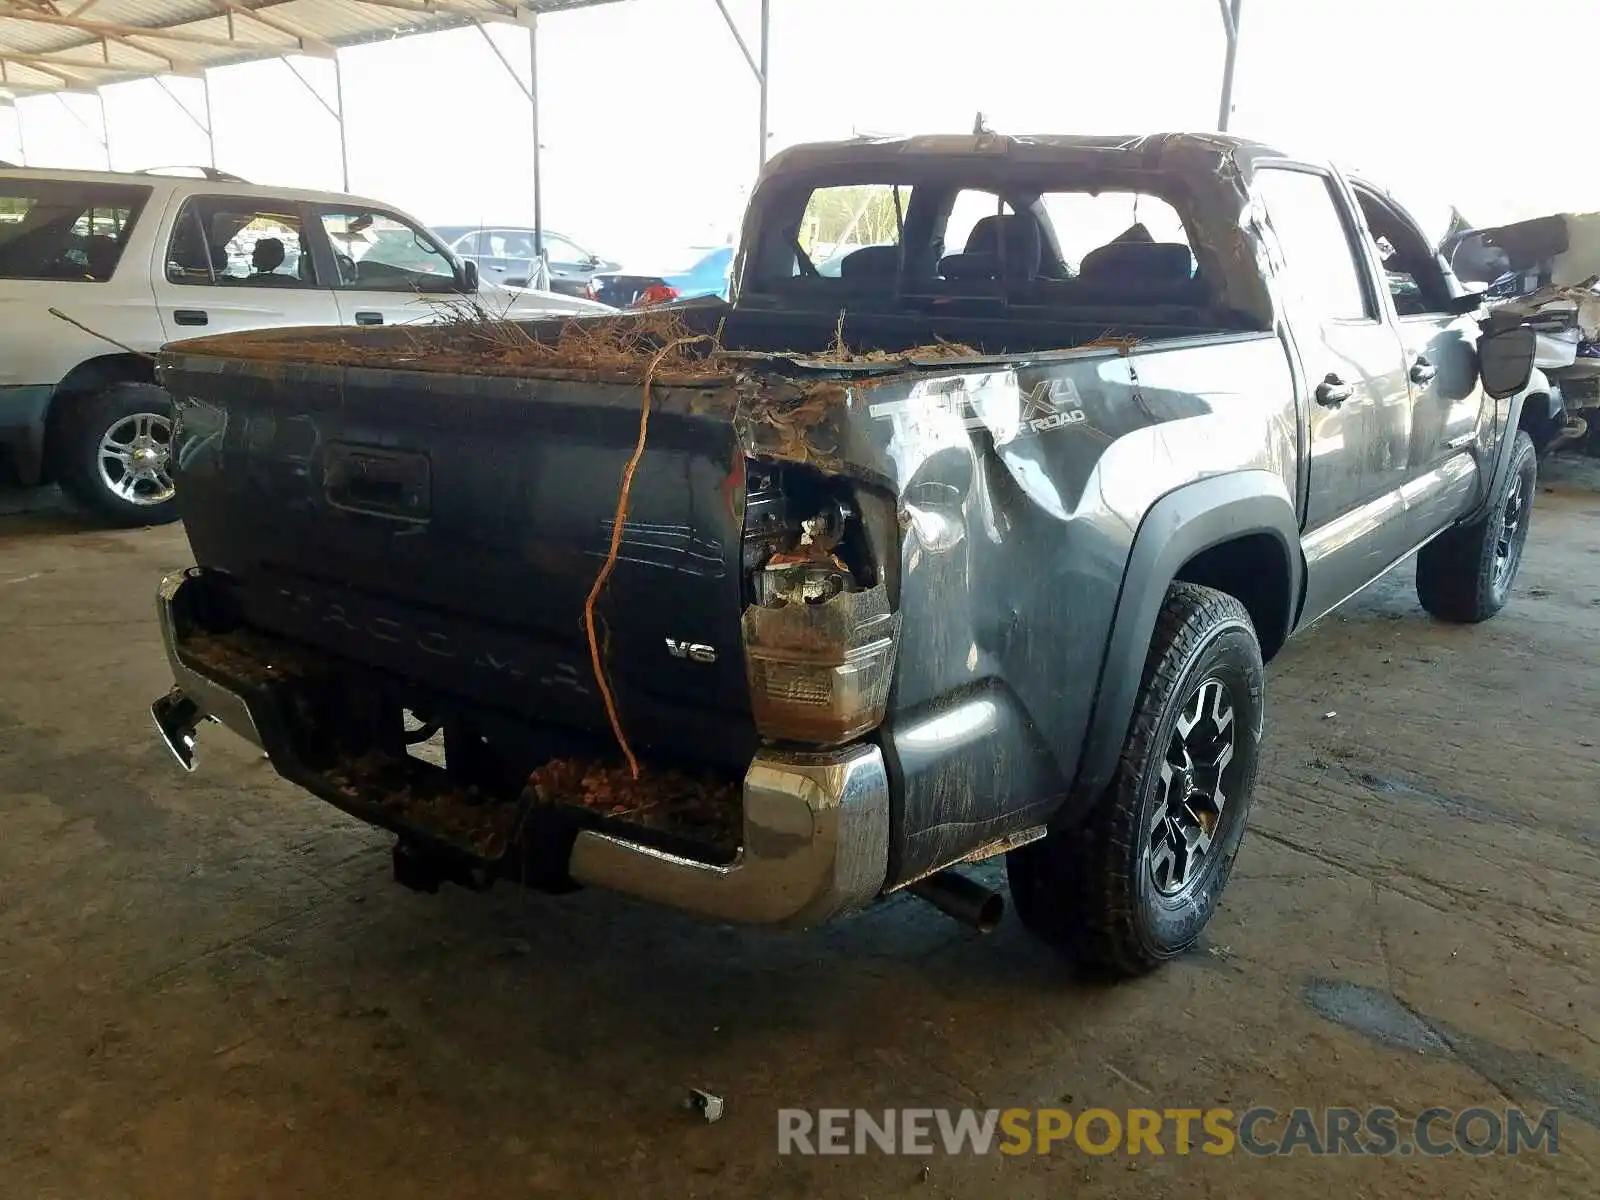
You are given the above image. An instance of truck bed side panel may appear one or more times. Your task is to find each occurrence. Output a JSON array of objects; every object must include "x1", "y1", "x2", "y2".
[{"x1": 856, "y1": 333, "x2": 1297, "y2": 885}]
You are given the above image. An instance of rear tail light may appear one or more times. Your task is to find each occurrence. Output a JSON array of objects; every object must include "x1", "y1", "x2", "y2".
[
  {"x1": 743, "y1": 587, "x2": 900, "y2": 745},
  {"x1": 740, "y1": 464, "x2": 901, "y2": 745},
  {"x1": 632, "y1": 283, "x2": 679, "y2": 308}
]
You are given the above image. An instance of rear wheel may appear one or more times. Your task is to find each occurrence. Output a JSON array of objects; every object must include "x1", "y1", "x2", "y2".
[
  {"x1": 1415, "y1": 430, "x2": 1535, "y2": 623},
  {"x1": 1006, "y1": 583, "x2": 1264, "y2": 977},
  {"x1": 54, "y1": 382, "x2": 179, "y2": 528}
]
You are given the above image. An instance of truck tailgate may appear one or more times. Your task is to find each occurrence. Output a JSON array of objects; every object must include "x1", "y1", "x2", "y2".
[{"x1": 162, "y1": 353, "x2": 757, "y2": 768}]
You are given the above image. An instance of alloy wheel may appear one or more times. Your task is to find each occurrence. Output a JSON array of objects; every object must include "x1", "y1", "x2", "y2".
[
  {"x1": 1147, "y1": 676, "x2": 1237, "y2": 897},
  {"x1": 97, "y1": 411, "x2": 175, "y2": 506}
]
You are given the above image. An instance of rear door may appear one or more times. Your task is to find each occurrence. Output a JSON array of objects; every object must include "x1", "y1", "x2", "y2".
[
  {"x1": 151, "y1": 194, "x2": 339, "y2": 339},
  {"x1": 1253, "y1": 165, "x2": 1414, "y2": 623},
  {"x1": 311, "y1": 206, "x2": 465, "y2": 328},
  {"x1": 1350, "y1": 183, "x2": 1487, "y2": 544}
]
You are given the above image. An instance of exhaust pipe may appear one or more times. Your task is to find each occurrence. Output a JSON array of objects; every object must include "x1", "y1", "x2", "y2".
[
  {"x1": 151, "y1": 687, "x2": 205, "y2": 771},
  {"x1": 909, "y1": 869, "x2": 1005, "y2": 933}
]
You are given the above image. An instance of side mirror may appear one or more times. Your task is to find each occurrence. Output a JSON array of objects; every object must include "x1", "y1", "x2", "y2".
[
  {"x1": 460, "y1": 259, "x2": 479, "y2": 292},
  {"x1": 1477, "y1": 325, "x2": 1537, "y2": 400}
]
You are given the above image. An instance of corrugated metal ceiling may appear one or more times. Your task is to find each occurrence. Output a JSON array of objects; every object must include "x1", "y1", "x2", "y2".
[{"x1": 0, "y1": 0, "x2": 626, "y2": 94}]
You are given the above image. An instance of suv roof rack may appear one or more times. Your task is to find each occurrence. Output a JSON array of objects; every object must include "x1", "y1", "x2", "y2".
[{"x1": 135, "y1": 166, "x2": 251, "y2": 183}]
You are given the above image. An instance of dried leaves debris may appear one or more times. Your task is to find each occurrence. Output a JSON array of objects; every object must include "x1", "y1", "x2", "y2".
[{"x1": 525, "y1": 756, "x2": 742, "y2": 857}]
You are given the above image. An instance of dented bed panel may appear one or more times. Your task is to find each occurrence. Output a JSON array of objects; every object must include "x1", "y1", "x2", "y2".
[{"x1": 741, "y1": 334, "x2": 1296, "y2": 885}]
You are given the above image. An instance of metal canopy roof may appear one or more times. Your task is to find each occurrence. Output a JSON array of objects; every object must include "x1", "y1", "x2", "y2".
[{"x1": 0, "y1": 0, "x2": 620, "y2": 94}]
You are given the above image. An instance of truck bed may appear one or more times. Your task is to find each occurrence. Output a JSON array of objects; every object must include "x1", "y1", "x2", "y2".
[{"x1": 158, "y1": 305, "x2": 1291, "y2": 878}]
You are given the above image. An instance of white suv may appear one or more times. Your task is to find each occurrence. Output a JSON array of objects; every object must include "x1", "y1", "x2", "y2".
[{"x1": 0, "y1": 167, "x2": 607, "y2": 526}]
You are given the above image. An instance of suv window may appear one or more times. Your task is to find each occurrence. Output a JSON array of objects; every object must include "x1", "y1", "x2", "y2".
[
  {"x1": 1254, "y1": 169, "x2": 1373, "y2": 321},
  {"x1": 0, "y1": 180, "x2": 149, "y2": 282},
  {"x1": 319, "y1": 209, "x2": 457, "y2": 292},
  {"x1": 166, "y1": 197, "x2": 315, "y2": 287}
]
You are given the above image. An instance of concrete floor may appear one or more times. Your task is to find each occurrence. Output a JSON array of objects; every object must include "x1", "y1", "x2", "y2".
[{"x1": 1, "y1": 464, "x2": 1596, "y2": 1200}]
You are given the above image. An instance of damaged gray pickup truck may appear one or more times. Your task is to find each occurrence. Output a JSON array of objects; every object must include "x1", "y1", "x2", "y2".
[{"x1": 150, "y1": 133, "x2": 1543, "y2": 978}]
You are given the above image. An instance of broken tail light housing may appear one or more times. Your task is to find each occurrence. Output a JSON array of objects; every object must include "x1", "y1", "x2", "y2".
[
  {"x1": 740, "y1": 464, "x2": 901, "y2": 745},
  {"x1": 633, "y1": 283, "x2": 680, "y2": 308}
]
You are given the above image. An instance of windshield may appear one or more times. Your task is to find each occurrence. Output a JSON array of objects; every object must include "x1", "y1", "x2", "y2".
[{"x1": 0, "y1": 179, "x2": 150, "y2": 282}]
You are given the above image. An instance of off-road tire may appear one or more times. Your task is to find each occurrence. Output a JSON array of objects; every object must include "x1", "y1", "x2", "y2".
[
  {"x1": 54, "y1": 382, "x2": 180, "y2": 528},
  {"x1": 1006, "y1": 583, "x2": 1264, "y2": 977},
  {"x1": 1415, "y1": 430, "x2": 1535, "y2": 623}
]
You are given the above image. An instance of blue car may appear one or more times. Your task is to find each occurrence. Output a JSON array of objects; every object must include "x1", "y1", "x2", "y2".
[{"x1": 589, "y1": 245, "x2": 733, "y2": 308}]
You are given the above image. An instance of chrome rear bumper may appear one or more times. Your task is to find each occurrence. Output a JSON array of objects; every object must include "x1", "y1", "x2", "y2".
[{"x1": 151, "y1": 567, "x2": 888, "y2": 928}]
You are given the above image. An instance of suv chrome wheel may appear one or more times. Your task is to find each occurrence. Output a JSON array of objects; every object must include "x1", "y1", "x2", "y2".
[{"x1": 97, "y1": 411, "x2": 174, "y2": 507}]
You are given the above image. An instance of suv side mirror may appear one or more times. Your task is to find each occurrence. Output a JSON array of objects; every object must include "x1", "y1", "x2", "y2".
[
  {"x1": 1478, "y1": 325, "x2": 1537, "y2": 400},
  {"x1": 460, "y1": 259, "x2": 479, "y2": 293}
]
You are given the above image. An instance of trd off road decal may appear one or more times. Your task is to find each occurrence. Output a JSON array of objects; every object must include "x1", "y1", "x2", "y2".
[{"x1": 869, "y1": 376, "x2": 1087, "y2": 444}]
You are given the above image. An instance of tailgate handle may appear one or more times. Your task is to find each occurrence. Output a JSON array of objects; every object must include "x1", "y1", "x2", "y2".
[
  {"x1": 324, "y1": 444, "x2": 431, "y2": 522},
  {"x1": 173, "y1": 309, "x2": 209, "y2": 327},
  {"x1": 354, "y1": 311, "x2": 384, "y2": 326}
]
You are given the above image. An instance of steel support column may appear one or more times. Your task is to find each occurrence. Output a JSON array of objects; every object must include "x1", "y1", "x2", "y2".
[
  {"x1": 282, "y1": 54, "x2": 348, "y2": 192},
  {"x1": 529, "y1": 15, "x2": 542, "y2": 269},
  {"x1": 478, "y1": 18, "x2": 546, "y2": 287},
  {"x1": 53, "y1": 91, "x2": 109, "y2": 169},
  {"x1": 712, "y1": 0, "x2": 770, "y2": 170},
  {"x1": 758, "y1": 0, "x2": 769, "y2": 167},
  {"x1": 1216, "y1": 0, "x2": 1242, "y2": 132},
  {"x1": 0, "y1": 98, "x2": 21, "y2": 166},
  {"x1": 332, "y1": 54, "x2": 351, "y2": 193},
  {"x1": 201, "y1": 72, "x2": 216, "y2": 169},
  {"x1": 97, "y1": 90, "x2": 111, "y2": 170},
  {"x1": 154, "y1": 74, "x2": 214, "y2": 170}
]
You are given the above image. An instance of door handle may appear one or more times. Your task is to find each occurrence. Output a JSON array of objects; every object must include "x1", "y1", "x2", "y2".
[
  {"x1": 324, "y1": 442, "x2": 430, "y2": 522},
  {"x1": 354, "y1": 312, "x2": 384, "y2": 326},
  {"x1": 1315, "y1": 373, "x2": 1353, "y2": 408},
  {"x1": 1409, "y1": 356, "x2": 1437, "y2": 385},
  {"x1": 173, "y1": 309, "x2": 208, "y2": 327}
]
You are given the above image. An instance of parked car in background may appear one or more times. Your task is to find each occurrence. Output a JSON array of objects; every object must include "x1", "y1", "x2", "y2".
[
  {"x1": 589, "y1": 245, "x2": 734, "y2": 308},
  {"x1": 433, "y1": 225, "x2": 618, "y2": 296},
  {"x1": 0, "y1": 167, "x2": 606, "y2": 527}
]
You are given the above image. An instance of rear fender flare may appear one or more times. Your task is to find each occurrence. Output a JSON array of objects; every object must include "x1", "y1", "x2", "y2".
[{"x1": 1058, "y1": 470, "x2": 1301, "y2": 826}]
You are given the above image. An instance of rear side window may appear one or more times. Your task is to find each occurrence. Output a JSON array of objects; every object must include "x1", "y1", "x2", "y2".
[
  {"x1": 0, "y1": 180, "x2": 149, "y2": 282},
  {"x1": 796, "y1": 184, "x2": 912, "y2": 277},
  {"x1": 1253, "y1": 169, "x2": 1373, "y2": 320},
  {"x1": 166, "y1": 197, "x2": 316, "y2": 287}
]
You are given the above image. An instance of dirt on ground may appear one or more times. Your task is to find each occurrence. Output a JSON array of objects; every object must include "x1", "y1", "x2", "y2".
[{"x1": 0, "y1": 460, "x2": 1595, "y2": 1199}]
